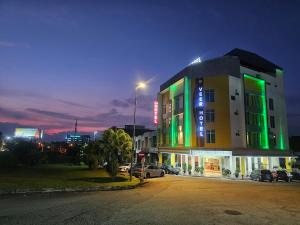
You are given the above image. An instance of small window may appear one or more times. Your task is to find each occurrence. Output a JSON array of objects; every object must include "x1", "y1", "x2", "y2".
[
  {"x1": 206, "y1": 129, "x2": 216, "y2": 143},
  {"x1": 231, "y1": 96, "x2": 236, "y2": 100},
  {"x1": 269, "y1": 98, "x2": 274, "y2": 111},
  {"x1": 205, "y1": 89, "x2": 215, "y2": 102},
  {"x1": 270, "y1": 116, "x2": 275, "y2": 128},
  {"x1": 205, "y1": 109, "x2": 215, "y2": 122}
]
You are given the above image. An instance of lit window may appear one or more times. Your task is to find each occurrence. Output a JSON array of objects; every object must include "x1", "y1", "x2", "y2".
[{"x1": 206, "y1": 129, "x2": 215, "y2": 143}]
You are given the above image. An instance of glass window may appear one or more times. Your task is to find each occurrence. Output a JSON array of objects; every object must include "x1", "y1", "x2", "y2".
[
  {"x1": 206, "y1": 129, "x2": 216, "y2": 143},
  {"x1": 270, "y1": 116, "x2": 275, "y2": 128},
  {"x1": 205, "y1": 109, "x2": 215, "y2": 122},
  {"x1": 269, "y1": 98, "x2": 274, "y2": 111},
  {"x1": 205, "y1": 89, "x2": 215, "y2": 102},
  {"x1": 175, "y1": 114, "x2": 184, "y2": 145},
  {"x1": 174, "y1": 94, "x2": 184, "y2": 114},
  {"x1": 152, "y1": 136, "x2": 157, "y2": 147}
]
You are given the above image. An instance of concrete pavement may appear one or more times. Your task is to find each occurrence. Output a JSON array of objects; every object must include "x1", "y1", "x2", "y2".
[{"x1": 0, "y1": 175, "x2": 299, "y2": 225}]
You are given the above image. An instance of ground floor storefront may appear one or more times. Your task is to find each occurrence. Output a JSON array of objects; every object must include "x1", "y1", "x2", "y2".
[{"x1": 158, "y1": 150, "x2": 293, "y2": 178}]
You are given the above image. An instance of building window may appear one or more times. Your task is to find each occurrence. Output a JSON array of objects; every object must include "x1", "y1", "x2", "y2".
[
  {"x1": 270, "y1": 116, "x2": 275, "y2": 128},
  {"x1": 174, "y1": 94, "x2": 184, "y2": 114},
  {"x1": 152, "y1": 136, "x2": 157, "y2": 147},
  {"x1": 145, "y1": 137, "x2": 148, "y2": 148},
  {"x1": 162, "y1": 104, "x2": 166, "y2": 114},
  {"x1": 175, "y1": 114, "x2": 184, "y2": 145},
  {"x1": 269, "y1": 98, "x2": 274, "y2": 111},
  {"x1": 205, "y1": 89, "x2": 215, "y2": 102},
  {"x1": 205, "y1": 109, "x2": 215, "y2": 122},
  {"x1": 206, "y1": 129, "x2": 215, "y2": 143}
]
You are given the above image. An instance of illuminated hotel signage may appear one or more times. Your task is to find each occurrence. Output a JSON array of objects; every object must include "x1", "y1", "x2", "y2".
[
  {"x1": 194, "y1": 78, "x2": 205, "y2": 146},
  {"x1": 153, "y1": 101, "x2": 158, "y2": 125}
]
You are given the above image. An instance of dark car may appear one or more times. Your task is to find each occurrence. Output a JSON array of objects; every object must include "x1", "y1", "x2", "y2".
[
  {"x1": 291, "y1": 172, "x2": 300, "y2": 181},
  {"x1": 250, "y1": 169, "x2": 273, "y2": 182},
  {"x1": 276, "y1": 170, "x2": 292, "y2": 182},
  {"x1": 161, "y1": 165, "x2": 180, "y2": 175}
]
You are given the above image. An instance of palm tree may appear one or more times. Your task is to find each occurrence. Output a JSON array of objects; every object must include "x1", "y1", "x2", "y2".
[{"x1": 101, "y1": 128, "x2": 132, "y2": 178}]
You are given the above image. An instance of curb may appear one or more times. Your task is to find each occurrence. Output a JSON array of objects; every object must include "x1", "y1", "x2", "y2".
[{"x1": 0, "y1": 181, "x2": 149, "y2": 196}]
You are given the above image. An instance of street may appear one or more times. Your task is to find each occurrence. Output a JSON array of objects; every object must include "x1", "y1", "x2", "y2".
[{"x1": 0, "y1": 175, "x2": 300, "y2": 225}]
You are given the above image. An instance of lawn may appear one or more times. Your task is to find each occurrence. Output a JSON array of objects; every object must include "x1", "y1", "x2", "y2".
[{"x1": 0, "y1": 164, "x2": 139, "y2": 192}]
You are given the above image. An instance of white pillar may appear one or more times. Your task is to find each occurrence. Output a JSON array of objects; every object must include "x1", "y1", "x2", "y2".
[
  {"x1": 191, "y1": 155, "x2": 195, "y2": 175},
  {"x1": 247, "y1": 157, "x2": 252, "y2": 175},
  {"x1": 185, "y1": 154, "x2": 189, "y2": 175}
]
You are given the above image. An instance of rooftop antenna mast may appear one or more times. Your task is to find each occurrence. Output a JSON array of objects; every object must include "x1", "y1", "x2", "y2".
[{"x1": 75, "y1": 119, "x2": 78, "y2": 135}]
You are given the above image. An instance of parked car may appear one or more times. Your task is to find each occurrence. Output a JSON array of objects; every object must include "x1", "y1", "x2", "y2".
[
  {"x1": 119, "y1": 163, "x2": 131, "y2": 172},
  {"x1": 129, "y1": 163, "x2": 142, "y2": 175},
  {"x1": 161, "y1": 165, "x2": 180, "y2": 175},
  {"x1": 133, "y1": 165, "x2": 165, "y2": 178},
  {"x1": 276, "y1": 170, "x2": 292, "y2": 182},
  {"x1": 291, "y1": 171, "x2": 300, "y2": 181},
  {"x1": 250, "y1": 169, "x2": 273, "y2": 182}
]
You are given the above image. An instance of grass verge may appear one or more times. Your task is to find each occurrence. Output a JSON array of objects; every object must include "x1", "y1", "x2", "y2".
[{"x1": 0, "y1": 164, "x2": 139, "y2": 192}]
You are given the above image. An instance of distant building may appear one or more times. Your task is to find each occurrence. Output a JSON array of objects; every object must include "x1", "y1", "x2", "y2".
[
  {"x1": 65, "y1": 134, "x2": 90, "y2": 145},
  {"x1": 135, "y1": 131, "x2": 158, "y2": 164}
]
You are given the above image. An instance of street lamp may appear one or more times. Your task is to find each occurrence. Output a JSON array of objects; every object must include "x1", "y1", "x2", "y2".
[{"x1": 130, "y1": 81, "x2": 147, "y2": 182}]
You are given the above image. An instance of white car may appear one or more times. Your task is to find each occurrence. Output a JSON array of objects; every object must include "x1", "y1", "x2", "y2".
[
  {"x1": 133, "y1": 165, "x2": 165, "y2": 178},
  {"x1": 119, "y1": 163, "x2": 131, "y2": 172}
]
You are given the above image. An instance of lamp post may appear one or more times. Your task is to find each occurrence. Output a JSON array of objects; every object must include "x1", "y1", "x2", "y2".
[{"x1": 130, "y1": 82, "x2": 146, "y2": 182}]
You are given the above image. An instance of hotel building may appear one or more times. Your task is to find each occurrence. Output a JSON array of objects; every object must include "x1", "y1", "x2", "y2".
[{"x1": 157, "y1": 48, "x2": 292, "y2": 177}]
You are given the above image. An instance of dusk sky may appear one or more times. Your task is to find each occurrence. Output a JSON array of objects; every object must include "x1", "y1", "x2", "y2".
[{"x1": 0, "y1": 0, "x2": 300, "y2": 140}]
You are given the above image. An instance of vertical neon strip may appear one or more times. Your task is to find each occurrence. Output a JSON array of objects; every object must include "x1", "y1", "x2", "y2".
[
  {"x1": 184, "y1": 77, "x2": 191, "y2": 147},
  {"x1": 244, "y1": 74, "x2": 269, "y2": 149},
  {"x1": 279, "y1": 121, "x2": 285, "y2": 150},
  {"x1": 260, "y1": 80, "x2": 269, "y2": 149},
  {"x1": 170, "y1": 84, "x2": 177, "y2": 147}
]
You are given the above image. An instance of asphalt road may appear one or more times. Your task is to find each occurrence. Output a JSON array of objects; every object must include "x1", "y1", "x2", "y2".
[{"x1": 0, "y1": 176, "x2": 299, "y2": 225}]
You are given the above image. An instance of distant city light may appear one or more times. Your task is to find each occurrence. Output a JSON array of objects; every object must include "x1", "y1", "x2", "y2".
[{"x1": 190, "y1": 57, "x2": 202, "y2": 65}]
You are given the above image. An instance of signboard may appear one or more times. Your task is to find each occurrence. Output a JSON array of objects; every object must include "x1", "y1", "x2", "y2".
[
  {"x1": 154, "y1": 101, "x2": 158, "y2": 125},
  {"x1": 191, "y1": 150, "x2": 232, "y2": 157},
  {"x1": 14, "y1": 128, "x2": 40, "y2": 139},
  {"x1": 194, "y1": 78, "x2": 205, "y2": 147}
]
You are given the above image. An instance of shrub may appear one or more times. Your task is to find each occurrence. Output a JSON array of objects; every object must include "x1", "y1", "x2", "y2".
[
  {"x1": 182, "y1": 163, "x2": 187, "y2": 173},
  {"x1": 0, "y1": 151, "x2": 17, "y2": 168},
  {"x1": 87, "y1": 154, "x2": 99, "y2": 170},
  {"x1": 222, "y1": 169, "x2": 231, "y2": 176}
]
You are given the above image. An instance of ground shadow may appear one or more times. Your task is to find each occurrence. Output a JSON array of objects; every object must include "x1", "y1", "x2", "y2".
[{"x1": 73, "y1": 177, "x2": 128, "y2": 183}]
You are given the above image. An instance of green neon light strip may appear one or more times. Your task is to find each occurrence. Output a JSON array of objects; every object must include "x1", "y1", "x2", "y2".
[
  {"x1": 184, "y1": 77, "x2": 191, "y2": 147},
  {"x1": 244, "y1": 74, "x2": 269, "y2": 149},
  {"x1": 170, "y1": 83, "x2": 177, "y2": 147},
  {"x1": 279, "y1": 120, "x2": 285, "y2": 150}
]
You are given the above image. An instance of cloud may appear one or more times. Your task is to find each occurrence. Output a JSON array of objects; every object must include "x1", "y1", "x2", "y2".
[
  {"x1": 111, "y1": 95, "x2": 155, "y2": 112},
  {"x1": 0, "y1": 107, "x2": 30, "y2": 120},
  {"x1": 0, "y1": 87, "x2": 93, "y2": 109},
  {"x1": 111, "y1": 99, "x2": 130, "y2": 108},
  {"x1": 26, "y1": 108, "x2": 77, "y2": 121},
  {"x1": 55, "y1": 98, "x2": 94, "y2": 109}
]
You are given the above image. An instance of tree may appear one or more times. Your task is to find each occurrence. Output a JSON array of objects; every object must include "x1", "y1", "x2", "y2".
[
  {"x1": 82, "y1": 141, "x2": 104, "y2": 170},
  {"x1": 101, "y1": 128, "x2": 132, "y2": 178},
  {"x1": 6, "y1": 140, "x2": 41, "y2": 166}
]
